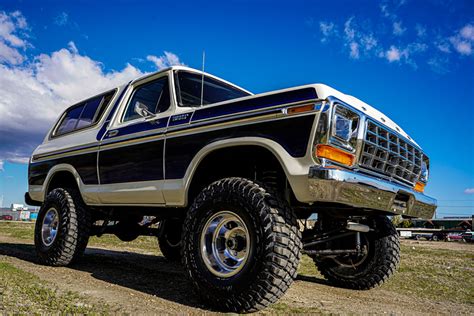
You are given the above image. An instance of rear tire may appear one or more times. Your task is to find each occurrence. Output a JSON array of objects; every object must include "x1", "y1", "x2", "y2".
[
  {"x1": 313, "y1": 216, "x2": 400, "y2": 290},
  {"x1": 182, "y1": 177, "x2": 302, "y2": 313},
  {"x1": 34, "y1": 188, "x2": 91, "y2": 266}
]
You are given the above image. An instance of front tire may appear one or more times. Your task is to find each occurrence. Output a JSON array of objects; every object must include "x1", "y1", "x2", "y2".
[
  {"x1": 182, "y1": 177, "x2": 302, "y2": 313},
  {"x1": 34, "y1": 188, "x2": 91, "y2": 266},
  {"x1": 313, "y1": 216, "x2": 400, "y2": 290}
]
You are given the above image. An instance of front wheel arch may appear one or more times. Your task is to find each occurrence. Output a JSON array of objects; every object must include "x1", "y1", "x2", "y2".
[{"x1": 185, "y1": 142, "x2": 296, "y2": 207}]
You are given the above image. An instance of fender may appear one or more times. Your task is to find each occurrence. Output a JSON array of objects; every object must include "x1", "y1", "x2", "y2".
[
  {"x1": 30, "y1": 164, "x2": 100, "y2": 204},
  {"x1": 162, "y1": 137, "x2": 316, "y2": 206}
]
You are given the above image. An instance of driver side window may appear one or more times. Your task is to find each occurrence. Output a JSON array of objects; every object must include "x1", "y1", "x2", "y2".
[{"x1": 123, "y1": 76, "x2": 170, "y2": 122}]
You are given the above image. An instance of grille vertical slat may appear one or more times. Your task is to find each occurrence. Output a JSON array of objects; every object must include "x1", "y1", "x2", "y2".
[{"x1": 360, "y1": 120, "x2": 423, "y2": 186}]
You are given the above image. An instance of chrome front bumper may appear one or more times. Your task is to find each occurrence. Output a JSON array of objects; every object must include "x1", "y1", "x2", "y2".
[{"x1": 308, "y1": 166, "x2": 437, "y2": 219}]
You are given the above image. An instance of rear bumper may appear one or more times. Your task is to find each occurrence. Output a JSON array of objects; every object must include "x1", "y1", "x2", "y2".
[{"x1": 308, "y1": 166, "x2": 437, "y2": 219}]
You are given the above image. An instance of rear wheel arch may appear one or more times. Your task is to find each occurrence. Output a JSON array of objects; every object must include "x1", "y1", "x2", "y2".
[{"x1": 44, "y1": 165, "x2": 83, "y2": 200}]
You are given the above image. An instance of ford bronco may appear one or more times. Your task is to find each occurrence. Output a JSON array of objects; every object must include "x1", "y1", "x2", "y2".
[{"x1": 26, "y1": 66, "x2": 437, "y2": 312}]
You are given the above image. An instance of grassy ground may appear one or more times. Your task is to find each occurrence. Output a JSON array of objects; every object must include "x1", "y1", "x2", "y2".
[
  {"x1": 0, "y1": 260, "x2": 109, "y2": 313},
  {"x1": 1, "y1": 221, "x2": 473, "y2": 313}
]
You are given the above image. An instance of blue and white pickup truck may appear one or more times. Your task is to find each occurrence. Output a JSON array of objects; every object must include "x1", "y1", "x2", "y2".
[{"x1": 26, "y1": 66, "x2": 436, "y2": 312}]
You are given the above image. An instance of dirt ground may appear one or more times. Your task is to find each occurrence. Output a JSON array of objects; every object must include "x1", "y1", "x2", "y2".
[{"x1": 0, "y1": 224, "x2": 473, "y2": 314}]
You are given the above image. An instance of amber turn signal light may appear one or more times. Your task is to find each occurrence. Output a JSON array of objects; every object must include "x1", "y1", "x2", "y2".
[
  {"x1": 287, "y1": 104, "x2": 315, "y2": 115},
  {"x1": 316, "y1": 145, "x2": 355, "y2": 166},
  {"x1": 414, "y1": 182, "x2": 425, "y2": 193}
]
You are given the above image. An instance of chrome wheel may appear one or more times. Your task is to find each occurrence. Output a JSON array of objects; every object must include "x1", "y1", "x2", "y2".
[
  {"x1": 200, "y1": 211, "x2": 250, "y2": 278},
  {"x1": 41, "y1": 208, "x2": 59, "y2": 247}
]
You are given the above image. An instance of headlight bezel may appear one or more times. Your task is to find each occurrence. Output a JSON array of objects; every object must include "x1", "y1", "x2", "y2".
[{"x1": 329, "y1": 104, "x2": 360, "y2": 153}]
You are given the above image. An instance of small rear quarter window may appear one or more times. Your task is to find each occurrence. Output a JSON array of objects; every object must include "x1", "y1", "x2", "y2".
[{"x1": 56, "y1": 104, "x2": 85, "y2": 135}]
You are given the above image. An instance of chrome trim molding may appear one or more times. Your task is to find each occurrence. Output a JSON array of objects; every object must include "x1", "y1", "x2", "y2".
[{"x1": 308, "y1": 166, "x2": 437, "y2": 219}]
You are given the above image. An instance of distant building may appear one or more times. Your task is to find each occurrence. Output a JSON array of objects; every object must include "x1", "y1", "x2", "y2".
[
  {"x1": 410, "y1": 216, "x2": 472, "y2": 230},
  {"x1": 1, "y1": 205, "x2": 38, "y2": 221},
  {"x1": 11, "y1": 203, "x2": 28, "y2": 211}
]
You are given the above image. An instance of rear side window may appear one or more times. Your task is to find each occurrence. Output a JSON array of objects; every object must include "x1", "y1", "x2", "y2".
[
  {"x1": 176, "y1": 71, "x2": 250, "y2": 107},
  {"x1": 54, "y1": 90, "x2": 115, "y2": 137},
  {"x1": 56, "y1": 105, "x2": 84, "y2": 135}
]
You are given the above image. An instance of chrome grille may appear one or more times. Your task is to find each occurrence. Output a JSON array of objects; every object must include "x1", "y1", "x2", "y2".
[{"x1": 360, "y1": 120, "x2": 422, "y2": 185}]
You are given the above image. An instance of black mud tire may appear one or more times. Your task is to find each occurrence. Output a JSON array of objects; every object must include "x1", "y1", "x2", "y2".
[
  {"x1": 313, "y1": 215, "x2": 400, "y2": 290},
  {"x1": 158, "y1": 219, "x2": 182, "y2": 261},
  {"x1": 182, "y1": 177, "x2": 302, "y2": 313},
  {"x1": 34, "y1": 188, "x2": 91, "y2": 266}
]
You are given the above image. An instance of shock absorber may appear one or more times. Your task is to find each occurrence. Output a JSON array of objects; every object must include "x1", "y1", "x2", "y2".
[{"x1": 261, "y1": 169, "x2": 279, "y2": 191}]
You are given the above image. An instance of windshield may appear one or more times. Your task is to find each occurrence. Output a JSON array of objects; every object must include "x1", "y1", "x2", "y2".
[{"x1": 175, "y1": 71, "x2": 250, "y2": 107}]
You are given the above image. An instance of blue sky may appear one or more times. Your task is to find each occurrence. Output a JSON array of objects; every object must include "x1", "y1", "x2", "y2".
[{"x1": 0, "y1": 0, "x2": 473, "y2": 217}]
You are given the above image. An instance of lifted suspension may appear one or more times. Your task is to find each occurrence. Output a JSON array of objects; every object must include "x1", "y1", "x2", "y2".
[{"x1": 302, "y1": 221, "x2": 371, "y2": 257}]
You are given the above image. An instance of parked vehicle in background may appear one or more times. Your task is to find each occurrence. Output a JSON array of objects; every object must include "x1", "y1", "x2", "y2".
[
  {"x1": 25, "y1": 66, "x2": 437, "y2": 312},
  {"x1": 430, "y1": 232, "x2": 447, "y2": 241},
  {"x1": 446, "y1": 232, "x2": 464, "y2": 242},
  {"x1": 461, "y1": 231, "x2": 474, "y2": 243},
  {"x1": 412, "y1": 233, "x2": 433, "y2": 241},
  {"x1": 0, "y1": 215, "x2": 13, "y2": 221}
]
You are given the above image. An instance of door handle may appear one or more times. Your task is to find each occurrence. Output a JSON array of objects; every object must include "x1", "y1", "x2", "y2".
[{"x1": 107, "y1": 130, "x2": 119, "y2": 137}]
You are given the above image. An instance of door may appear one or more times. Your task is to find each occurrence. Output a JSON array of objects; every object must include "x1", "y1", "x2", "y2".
[{"x1": 97, "y1": 72, "x2": 173, "y2": 205}]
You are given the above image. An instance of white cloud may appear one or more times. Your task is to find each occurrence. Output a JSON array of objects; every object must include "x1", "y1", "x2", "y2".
[
  {"x1": 380, "y1": 0, "x2": 406, "y2": 20},
  {"x1": 382, "y1": 43, "x2": 426, "y2": 66},
  {"x1": 54, "y1": 12, "x2": 69, "y2": 26},
  {"x1": 0, "y1": 10, "x2": 28, "y2": 65},
  {"x1": 427, "y1": 57, "x2": 450, "y2": 74},
  {"x1": 0, "y1": 160, "x2": 4, "y2": 172},
  {"x1": 450, "y1": 37, "x2": 472, "y2": 55},
  {"x1": 460, "y1": 24, "x2": 474, "y2": 41},
  {"x1": 344, "y1": 18, "x2": 356, "y2": 41},
  {"x1": 393, "y1": 21, "x2": 406, "y2": 36},
  {"x1": 349, "y1": 42, "x2": 360, "y2": 59},
  {"x1": 385, "y1": 46, "x2": 402, "y2": 62},
  {"x1": 464, "y1": 188, "x2": 474, "y2": 194},
  {"x1": 449, "y1": 23, "x2": 474, "y2": 56},
  {"x1": 319, "y1": 21, "x2": 335, "y2": 37},
  {"x1": 147, "y1": 51, "x2": 184, "y2": 70},
  {"x1": 361, "y1": 34, "x2": 377, "y2": 51},
  {"x1": 341, "y1": 18, "x2": 378, "y2": 59},
  {"x1": 0, "y1": 40, "x2": 24, "y2": 64},
  {"x1": 436, "y1": 41, "x2": 451, "y2": 53},
  {"x1": 0, "y1": 10, "x2": 28, "y2": 47},
  {"x1": 313, "y1": 3, "x2": 471, "y2": 73},
  {"x1": 415, "y1": 24, "x2": 426, "y2": 37},
  {"x1": 0, "y1": 10, "x2": 183, "y2": 165}
]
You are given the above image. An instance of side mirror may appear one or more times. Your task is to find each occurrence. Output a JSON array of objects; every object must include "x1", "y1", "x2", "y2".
[{"x1": 134, "y1": 101, "x2": 156, "y2": 118}]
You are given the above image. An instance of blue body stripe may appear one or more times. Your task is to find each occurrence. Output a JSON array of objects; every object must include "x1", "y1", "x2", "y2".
[
  {"x1": 102, "y1": 87, "x2": 318, "y2": 140},
  {"x1": 191, "y1": 87, "x2": 317, "y2": 122}
]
